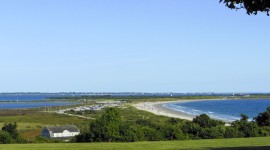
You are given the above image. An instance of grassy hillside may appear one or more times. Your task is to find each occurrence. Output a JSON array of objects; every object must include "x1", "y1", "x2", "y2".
[
  {"x1": 0, "y1": 109, "x2": 89, "y2": 140},
  {"x1": 0, "y1": 104, "x2": 183, "y2": 141},
  {"x1": 1, "y1": 137, "x2": 270, "y2": 150}
]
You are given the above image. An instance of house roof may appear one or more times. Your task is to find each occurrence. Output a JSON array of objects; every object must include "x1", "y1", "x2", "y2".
[{"x1": 45, "y1": 125, "x2": 79, "y2": 133}]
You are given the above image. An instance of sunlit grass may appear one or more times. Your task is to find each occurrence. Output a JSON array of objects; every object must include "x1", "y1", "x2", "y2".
[{"x1": 1, "y1": 137, "x2": 270, "y2": 150}]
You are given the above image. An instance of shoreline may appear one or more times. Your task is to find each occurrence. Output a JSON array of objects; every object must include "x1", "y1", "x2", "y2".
[{"x1": 133, "y1": 99, "x2": 233, "y2": 124}]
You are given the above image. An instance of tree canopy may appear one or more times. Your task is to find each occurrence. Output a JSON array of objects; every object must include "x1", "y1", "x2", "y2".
[
  {"x1": 1, "y1": 122, "x2": 19, "y2": 140},
  {"x1": 254, "y1": 106, "x2": 270, "y2": 126},
  {"x1": 220, "y1": 0, "x2": 270, "y2": 15}
]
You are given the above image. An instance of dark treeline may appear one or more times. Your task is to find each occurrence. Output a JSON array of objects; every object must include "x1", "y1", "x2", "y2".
[{"x1": 74, "y1": 107, "x2": 270, "y2": 142}]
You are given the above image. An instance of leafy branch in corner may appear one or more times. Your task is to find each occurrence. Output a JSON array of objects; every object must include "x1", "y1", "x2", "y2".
[{"x1": 220, "y1": 0, "x2": 270, "y2": 15}]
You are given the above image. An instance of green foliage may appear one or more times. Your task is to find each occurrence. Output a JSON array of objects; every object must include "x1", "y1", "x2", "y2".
[
  {"x1": 0, "y1": 131, "x2": 13, "y2": 144},
  {"x1": 119, "y1": 123, "x2": 144, "y2": 142},
  {"x1": 167, "y1": 118, "x2": 182, "y2": 125},
  {"x1": 220, "y1": 0, "x2": 270, "y2": 15},
  {"x1": 254, "y1": 106, "x2": 270, "y2": 126},
  {"x1": 193, "y1": 114, "x2": 225, "y2": 128},
  {"x1": 135, "y1": 119, "x2": 156, "y2": 128},
  {"x1": 75, "y1": 106, "x2": 270, "y2": 143},
  {"x1": 99, "y1": 107, "x2": 121, "y2": 142},
  {"x1": 240, "y1": 113, "x2": 249, "y2": 121},
  {"x1": 1, "y1": 122, "x2": 27, "y2": 143},
  {"x1": 80, "y1": 107, "x2": 122, "y2": 142},
  {"x1": 182, "y1": 114, "x2": 226, "y2": 140},
  {"x1": 162, "y1": 124, "x2": 187, "y2": 140},
  {"x1": 231, "y1": 114, "x2": 260, "y2": 137},
  {"x1": 224, "y1": 127, "x2": 239, "y2": 138},
  {"x1": 2, "y1": 122, "x2": 19, "y2": 139},
  {"x1": 34, "y1": 136, "x2": 52, "y2": 143},
  {"x1": 260, "y1": 126, "x2": 270, "y2": 136},
  {"x1": 34, "y1": 136, "x2": 62, "y2": 143},
  {"x1": 141, "y1": 126, "x2": 163, "y2": 141},
  {"x1": 199, "y1": 126, "x2": 225, "y2": 139},
  {"x1": 15, "y1": 136, "x2": 27, "y2": 143},
  {"x1": 182, "y1": 122, "x2": 201, "y2": 139},
  {"x1": 73, "y1": 133, "x2": 92, "y2": 142}
]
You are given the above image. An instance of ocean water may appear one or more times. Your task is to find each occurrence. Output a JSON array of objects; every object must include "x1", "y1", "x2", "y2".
[
  {"x1": 0, "y1": 93, "x2": 76, "y2": 102},
  {"x1": 163, "y1": 99, "x2": 270, "y2": 122},
  {"x1": 0, "y1": 102, "x2": 76, "y2": 109},
  {"x1": 0, "y1": 94, "x2": 78, "y2": 109}
]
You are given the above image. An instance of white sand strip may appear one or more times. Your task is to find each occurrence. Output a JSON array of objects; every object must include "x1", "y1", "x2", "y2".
[
  {"x1": 133, "y1": 99, "x2": 233, "y2": 125},
  {"x1": 133, "y1": 101, "x2": 195, "y2": 121}
]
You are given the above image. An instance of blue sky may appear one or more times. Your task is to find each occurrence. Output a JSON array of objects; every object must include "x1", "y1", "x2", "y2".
[{"x1": 0, "y1": 1, "x2": 269, "y2": 93}]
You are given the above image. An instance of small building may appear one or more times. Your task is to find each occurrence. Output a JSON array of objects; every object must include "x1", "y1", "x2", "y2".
[{"x1": 41, "y1": 125, "x2": 80, "y2": 141}]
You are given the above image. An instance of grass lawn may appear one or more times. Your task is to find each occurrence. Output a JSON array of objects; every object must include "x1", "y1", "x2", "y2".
[{"x1": 1, "y1": 137, "x2": 270, "y2": 150}]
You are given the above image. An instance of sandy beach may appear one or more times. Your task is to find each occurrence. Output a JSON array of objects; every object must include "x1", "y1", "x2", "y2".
[
  {"x1": 133, "y1": 99, "x2": 233, "y2": 124},
  {"x1": 134, "y1": 100, "x2": 196, "y2": 121}
]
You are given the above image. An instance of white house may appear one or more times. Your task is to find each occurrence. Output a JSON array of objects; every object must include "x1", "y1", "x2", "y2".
[{"x1": 41, "y1": 125, "x2": 80, "y2": 140}]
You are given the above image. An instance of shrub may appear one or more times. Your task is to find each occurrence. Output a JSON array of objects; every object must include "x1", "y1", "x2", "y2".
[{"x1": 0, "y1": 131, "x2": 13, "y2": 144}]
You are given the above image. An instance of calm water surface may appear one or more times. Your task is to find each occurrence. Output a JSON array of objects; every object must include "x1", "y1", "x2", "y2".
[
  {"x1": 163, "y1": 99, "x2": 270, "y2": 121},
  {"x1": 0, "y1": 94, "x2": 78, "y2": 109}
]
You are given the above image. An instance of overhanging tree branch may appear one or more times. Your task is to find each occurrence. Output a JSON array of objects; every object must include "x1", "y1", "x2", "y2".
[{"x1": 220, "y1": 0, "x2": 270, "y2": 16}]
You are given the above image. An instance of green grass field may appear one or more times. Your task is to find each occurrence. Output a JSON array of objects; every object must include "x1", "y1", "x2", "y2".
[{"x1": 1, "y1": 137, "x2": 270, "y2": 150}]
